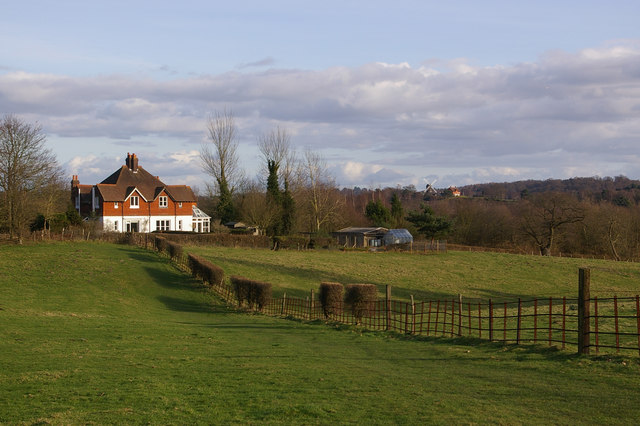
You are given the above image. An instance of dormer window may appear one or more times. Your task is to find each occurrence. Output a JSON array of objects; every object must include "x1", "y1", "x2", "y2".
[
  {"x1": 159, "y1": 196, "x2": 168, "y2": 208},
  {"x1": 130, "y1": 195, "x2": 139, "y2": 208}
]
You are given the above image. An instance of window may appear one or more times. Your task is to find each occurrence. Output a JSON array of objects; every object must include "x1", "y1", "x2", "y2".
[
  {"x1": 178, "y1": 220, "x2": 182, "y2": 231},
  {"x1": 156, "y1": 220, "x2": 170, "y2": 231},
  {"x1": 114, "y1": 220, "x2": 119, "y2": 231},
  {"x1": 130, "y1": 195, "x2": 139, "y2": 208},
  {"x1": 114, "y1": 202, "x2": 118, "y2": 208},
  {"x1": 178, "y1": 202, "x2": 183, "y2": 208},
  {"x1": 159, "y1": 196, "x2": 168, "y2": 208}
]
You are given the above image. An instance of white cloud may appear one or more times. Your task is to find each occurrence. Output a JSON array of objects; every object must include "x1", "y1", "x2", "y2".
[{"x1": 3, "y1": 41, "x2": 640, "y2": 188}]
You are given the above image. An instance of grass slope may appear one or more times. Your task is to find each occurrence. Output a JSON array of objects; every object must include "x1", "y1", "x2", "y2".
[
  {"x1": 1, "y1": 242, "x2": 639, "y2": 424},
  {"x1": 187, "y1": 246, "x2": 640, "y2": 301}
]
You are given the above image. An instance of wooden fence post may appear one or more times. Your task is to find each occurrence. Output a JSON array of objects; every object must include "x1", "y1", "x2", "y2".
[
  {"x1": 386, "y1": 285, "x2": 392, "y2": 331},
  {"x1": 457, "y1": 294, "x2": 462, "y2": 336},
  {"x1": 281, "y1": 293, "x2": 287, "y2": 316},
  {"x1": 309, "y1": 289, "x2": 315, "y2": 321},
  {"x1": 488, "y1": 299, "x2": 493, "y2": 342},
  {"x1": 410, "y1": 295, "x2": 415, "y2": 334},
  {"x1": 578, "y1": 268, "x2": 591, "y2": 355}
]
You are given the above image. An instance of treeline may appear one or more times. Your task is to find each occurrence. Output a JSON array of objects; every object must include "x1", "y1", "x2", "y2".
[{"x1": 336, "y1": 184, "x2": 640, "y2": 260}]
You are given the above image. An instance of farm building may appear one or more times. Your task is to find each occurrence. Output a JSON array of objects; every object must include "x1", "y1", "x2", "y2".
[
  {"x1": 333, "y1": 227, "x2": 413, "y2": 248},
  {"x1": 71, "y1": 153, "x2": 210, "y2": 233}
]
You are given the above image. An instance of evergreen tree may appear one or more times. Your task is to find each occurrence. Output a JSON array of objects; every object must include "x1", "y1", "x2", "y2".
[
  {"x1": 406, "y1": 204, "x2": 453, "y2": 243},
  {"x1": 390, "y1": 193, "x2": 404, "y2": 228},
  {"x1": 365, "y1": 200, "x2": 391, "y2": 227},
  {"x1": 280, "y1": 180, "x2": 296, "y2": 235}
]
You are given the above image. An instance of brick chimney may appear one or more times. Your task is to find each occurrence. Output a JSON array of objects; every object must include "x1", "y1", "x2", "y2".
[
  {"x1": 126, "y1": 152, "x2": 139, "y2": 172},
  {"x1": 71, "y1": 175, "x2": 79, "y2": 189}
]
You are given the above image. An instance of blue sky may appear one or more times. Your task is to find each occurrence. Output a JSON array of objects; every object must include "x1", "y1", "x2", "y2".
[{"x1": 2, "y1": 1, "x2": 640, "y2": 190}]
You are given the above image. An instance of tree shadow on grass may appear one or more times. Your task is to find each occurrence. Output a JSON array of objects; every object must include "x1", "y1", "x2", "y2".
[{"x1": 157, "y1": 295, "x2": 226, "y2": 314}]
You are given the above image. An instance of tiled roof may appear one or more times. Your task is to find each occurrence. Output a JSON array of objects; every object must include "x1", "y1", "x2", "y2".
[
  {"x1": 91, "y1": 156, "x2": 197, "y2": 203},
  {"x1": 166, "y1": 185, "x2": 196, "y2": 202}
]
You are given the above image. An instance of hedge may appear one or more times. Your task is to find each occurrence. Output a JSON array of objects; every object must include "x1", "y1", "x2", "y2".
[
  {"x1": 166, "y1": 240, "x2": 183, "y2": 260},
  {"x1": 344, "y1": 284, "x2": 378, "y2": 324},
  {"x1": 187, "y1": 253, "x2": 224, "y2": 286},
  {"x1": 231, "y1": 276, "x2": 272, "y2": 311},
  {"x1": 319, "y1": 282, "x2": 344, "y2": 319}
]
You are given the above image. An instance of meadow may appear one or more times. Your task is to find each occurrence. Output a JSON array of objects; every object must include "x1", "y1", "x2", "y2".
[
  {"x1": 186, "y1": 245, "x2": 640, "y2": 301},
  {"x1": 1, "y1": 241, "x2": 640, "y2": 424}
]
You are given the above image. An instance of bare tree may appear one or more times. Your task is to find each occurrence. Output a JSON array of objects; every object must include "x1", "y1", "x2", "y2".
[
  {"x1": 0, "y1": 115, "x2": 61, "y2": 241},
  {"x1": 258, "y1": 126, "x2": 297, "y2": 188},
  {"x1": 199, "y1": 110, "x2": 243, "y2": 223},
  {"x1": 299, "y1": 148, "x2": 343, "y2": 233},
  {"x1": 520, "y1": 192, "x2": 585, "y2": 256},
  {"x1": 258, "y1": 126, "x2": 298, "y2": 235}
]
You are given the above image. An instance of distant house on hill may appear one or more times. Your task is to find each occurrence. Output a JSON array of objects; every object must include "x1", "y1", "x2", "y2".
[
  {"x1": 71, "y1": 153, "x2": 210, "y2": 233},
  {"x1": 333, "y1": 227, "x2": 413, "y2": 248}
]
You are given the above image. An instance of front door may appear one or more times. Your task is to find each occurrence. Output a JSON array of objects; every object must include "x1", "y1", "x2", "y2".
[{"x1": 126, "y1": 221, "x2": 139, "y2": 232}]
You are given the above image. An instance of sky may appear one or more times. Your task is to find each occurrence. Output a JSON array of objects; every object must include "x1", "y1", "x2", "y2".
[{"x1": 2, "y1": 0, "x2": 640, "y2": 191}]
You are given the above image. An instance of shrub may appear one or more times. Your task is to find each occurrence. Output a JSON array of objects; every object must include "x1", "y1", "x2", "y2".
[
  {"x1": 319, "y1": 282, "x2": 344, "y2": 319},
  {"x1": 344, "y1": 284, "x2": 378, "y2": 324},
  {"x1": 154, "y1": 236, "x2": 168, "y2": 253},
  {"x1": 232, "y1": 276, "x2": 251, "y2": 307},
  {"x1": 166, "y1": 241, "x2": 183, "y2": 260},
  {"x1": 117, "y1": 232, "x2": 136, "y2": 245},
  {"x1": 188, "y1": 253, "x2": 203, "y2": 279},
  {"x1": 251, "y1": 281, "x2": 272, "y2": 311},
  {"x1": 202, "y1": 262, "x2": 225, "y2": 287},
  {"x1": 231, "y1": 276, "x2": 272, "y2": 311}
]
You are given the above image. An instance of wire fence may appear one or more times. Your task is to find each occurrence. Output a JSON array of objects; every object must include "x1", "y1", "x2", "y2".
[{"x1": 142, "y1": 235, "x2": 640, "y2": 356}]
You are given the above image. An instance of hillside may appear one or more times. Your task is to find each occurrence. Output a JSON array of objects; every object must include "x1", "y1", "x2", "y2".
[
  {"x1": 459, "y1": 175, "x2": 640, "y2": 202},
  {"x1": 2, "y1": 242, "x2": 640, "y2": 424}
]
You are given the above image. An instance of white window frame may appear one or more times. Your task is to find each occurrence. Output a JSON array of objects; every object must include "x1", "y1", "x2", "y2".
[
  {"x1": 156, "y1": 220, "x2": 170, "y2": 231},
  {"x1": 159, "y1": 196, "x2": 168, "y2": 208},
  {"x1": 130, "y1": 195, "x2": 139, "y2": 209},
  {"x1": 114, "y1": 202, "x2": 118, "y2": 208}
]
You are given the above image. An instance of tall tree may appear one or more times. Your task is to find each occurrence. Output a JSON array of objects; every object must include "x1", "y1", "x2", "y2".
[
  {"x1": 520, "y1": 192, "x2": 585, "y2": 256},
  {"x1": 300, "y1": 148, "x2": 343, "y2": 233},
  {"x1": 258, "y1": 126, "x2": 297, "y2": 235},
  {"x1": 199, "y1": 110, "x2": 242, "y2": 223},
  {"x1": 0, "y1": 115, "x2": 61, "y2": 241},
  {"x1": 390, "y1": 192, "x2": 404, "y2": 228},
  {"x1": 406, "y1": 204, "x2": 453, "y2": 243},
  {"x1": 365, "y1": 200, "x2": 391, "y2": 227}
]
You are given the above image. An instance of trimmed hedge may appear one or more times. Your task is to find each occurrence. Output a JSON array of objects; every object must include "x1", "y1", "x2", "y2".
[
  {"x1": 187, "y1": 253, "x2": 225, "y2": 286},
  {"x1": 166, "y1": 240, "x2": 183, "y2": 260},
  {"x1": 344, "y1": 284, "x2": 378, "y2": 324},
  {"x1": 319, "y1": 282, "x2": 344, "y2": 319},
  {"x1": 231, "y1": 276, "x2": 272, "y2": 310},
  {"x1": 154, "y1": 236, "x2": 168, "y2": 253}
]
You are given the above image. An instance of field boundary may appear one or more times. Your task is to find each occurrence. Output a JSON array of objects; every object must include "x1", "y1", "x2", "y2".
[{"x1": 129, "y1": 234, "x2": 640, "y2": 356}]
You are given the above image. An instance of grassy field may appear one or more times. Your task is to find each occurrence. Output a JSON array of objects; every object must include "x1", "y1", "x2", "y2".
[
  {"x1": 2, "y1": 242, "x2": 640, "y2": 424},
  {"x1": 187, "y1": 246, "x2": 640, "y2": 301}
]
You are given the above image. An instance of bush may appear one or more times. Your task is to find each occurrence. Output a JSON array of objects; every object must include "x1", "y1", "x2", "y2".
[
  {"x1": 188, "y1": 253, "x2": 225, "y2": 287},
  {"x1": 117, "y1": 232, "x2": 136, "y2": 245},
  {"x1": 166, "y1": 240, "x2": 183, "y2": 260},
  {"x1": 231, "y1": 276, "x2": 272, "y2": 311},
  {"x1": 344, "y1": 284, "x2": 378, "y2": 324},
  {"x1": 319, "y1": 282, "x2": 344, "y2": 319},
  {"x1": 251, "y1": 281, "x2": 272, "y2": 310},
  {"x1": 188, "y1": 253, "x2": 203, "y2": 279},
  {"x1": 232, "y1": 276, "x2": 251, "y2": 307},
  {"x1": 154, "y1": 236, "x2": 168, "y2": 253},
  {"x1": 202, "y1": 262, "x2": 225, "y2": 286}
]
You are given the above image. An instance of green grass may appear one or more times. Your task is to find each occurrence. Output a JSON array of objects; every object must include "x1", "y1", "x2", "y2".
[
  {"x1": 1, "y1": 242, "x2": 640, "y2": 424},
  {"x1": 187, "y1": 246, "x2": 640, "y2": 301}
]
